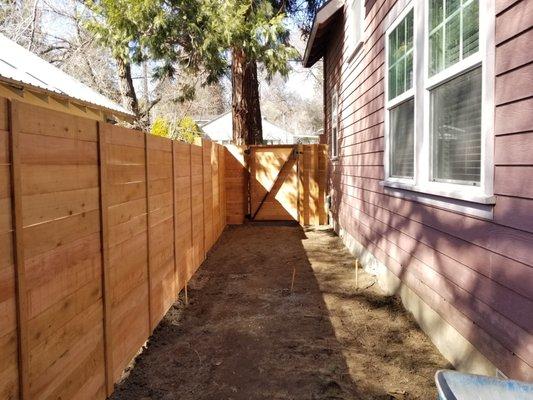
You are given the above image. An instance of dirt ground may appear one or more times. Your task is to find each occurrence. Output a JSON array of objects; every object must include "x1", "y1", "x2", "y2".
[{"x1": 110, "y1": 223, "x2": 450, "y2": 400}]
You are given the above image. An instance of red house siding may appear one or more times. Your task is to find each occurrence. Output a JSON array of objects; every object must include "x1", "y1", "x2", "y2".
[{"x1": 323, "y1": 0, "x2": 533, "y2": 380}]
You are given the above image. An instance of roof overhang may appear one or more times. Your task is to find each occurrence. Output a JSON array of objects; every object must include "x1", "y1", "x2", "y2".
[
  {"x1": 0, "y1": 76, "x2": 134, "y2": 122},
  {"x1": 302, "y1": 0, "x2": 345, "y2": 68}
]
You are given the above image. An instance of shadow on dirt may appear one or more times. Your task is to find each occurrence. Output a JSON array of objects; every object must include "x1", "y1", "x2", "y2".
[{"x1": 110, "y1": 224, "x2": 448, "y2": 400}]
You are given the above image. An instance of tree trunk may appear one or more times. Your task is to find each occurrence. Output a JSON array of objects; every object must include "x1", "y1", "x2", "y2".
[
  {"x1": 231, "y1": 48, "x2": 263, "y2": 145},
  {"x1": 116, "y1": 57, "x2": 141, "y2": 126}
]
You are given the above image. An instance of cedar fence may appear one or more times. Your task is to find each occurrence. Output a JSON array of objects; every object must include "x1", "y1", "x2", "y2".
[
  {"x1": 0, "y1": 97, "x2": 328, "y2": 400},
  {"x1": 0, "y1": 98, "x2": 227, "y2": 400},
  {"x1": 225, "y1": 144, "x2": 328, "y2": 225}
]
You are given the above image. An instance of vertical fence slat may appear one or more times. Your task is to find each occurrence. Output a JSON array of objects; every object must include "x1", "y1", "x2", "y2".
[{"x1": 9, "y1": 100, "x2": 29, "y2": 400}]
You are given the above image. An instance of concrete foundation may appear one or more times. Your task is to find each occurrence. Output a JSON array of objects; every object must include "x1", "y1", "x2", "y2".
[{"x1": 331, "y1": 218, "x2": 499, "y2": 377}]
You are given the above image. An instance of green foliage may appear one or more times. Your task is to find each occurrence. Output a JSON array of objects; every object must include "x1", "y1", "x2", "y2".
[
  {"x1": 201, "y1": 0, "x2": 298, "y2": 80},
  {"x1": 151, "y1": 116, "x2": 171, "y2": 138},
  {"x1": 175, "y1": 116, "x2": 204, "y2": 143},
  {"x1": 150, "y1": 116, "x2": 203, "y2": 144},
  {"x1": 84, "y1": 0, "x2": 211, "y2": 79},
  {"x1": 83, "y1": 0, "x2": 317, "y2": 83},
  {"x1": 84, "y1": 0, "x2": 160, "y2": 63}
]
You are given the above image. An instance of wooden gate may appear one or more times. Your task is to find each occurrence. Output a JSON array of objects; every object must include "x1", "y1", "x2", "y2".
[{"x1": 248, "y1": 144, "x2": 328, "y2": 225}]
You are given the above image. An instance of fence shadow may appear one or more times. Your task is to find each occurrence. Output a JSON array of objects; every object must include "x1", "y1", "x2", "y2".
[{"x1": 110, "y1": 223, "x2": 447, "y2": 400}]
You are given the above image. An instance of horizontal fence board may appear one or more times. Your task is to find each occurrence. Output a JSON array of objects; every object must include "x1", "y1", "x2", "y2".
[
  {"x1": 15, "y1": 100, "x2": 107, "y2": 400},
  {"x1": 17, "y1": 102, "x2": 97, "y2": 141},
  {"x1": 147, "y1": 135, "x2": 175, "y2": 330},
  {"x1": 20, "y1": 164, "x2": 99, "y2": 196},
  {"x1": 174, "y1": 142, "x2": 193, "y2": 290},
  {"x1": 203, "y1": 140, "x2": 213, "y2": 250},
  {"x1": 1, "y1": 97, "x2": 228, "y2": 400},
  {"x1": 22, "y1": 187, "x2": 99, "y2": 227}
]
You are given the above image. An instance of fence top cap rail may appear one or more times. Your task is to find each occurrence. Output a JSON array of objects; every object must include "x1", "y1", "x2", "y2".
[{"x1": 248, "y1": 144, "x2": 298, "y2": 149}]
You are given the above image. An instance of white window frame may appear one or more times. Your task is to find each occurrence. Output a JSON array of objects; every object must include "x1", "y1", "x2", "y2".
[
  {"x1": 384, "y1": 3, "x2": 416, "y2": 185},
  {"x1": 347, "y1": 0, "x2": 365, "y2": 61},
  {"x1": 383, "y1": 0, "x2": 495, "y2": 215},
  {"x1": 331, "y1": 90, "x2": 339, "y2": 159}
]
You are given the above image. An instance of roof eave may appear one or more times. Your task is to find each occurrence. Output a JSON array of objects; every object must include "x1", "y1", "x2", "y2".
[
  {"x1": 0, "y1": 76, "x2": 134, "y2": 121},
  {"x1": 302, "y1": 0, "x2": 345, "y2": 68}
]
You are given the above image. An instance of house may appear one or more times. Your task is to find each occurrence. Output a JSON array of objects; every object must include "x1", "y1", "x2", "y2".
[
  {"x1": 0, "y1": 34, "x2": 133, "y2": 122},
  {"x1": 201, "y1": 111, "x2": 313, "y2": 144},
  {"x1": 304, "y1": 0, "x2": 533, "y2": 381}
]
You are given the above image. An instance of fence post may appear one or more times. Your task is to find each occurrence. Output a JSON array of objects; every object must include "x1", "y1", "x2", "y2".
[
  {"x1": 172, "y1": 141, "x2": 179, "y2": 298},
  {"x1": 201, "y1": 141, "x2": 206, "y2": 259},
  {"x1": 144, "y1": 134, "x2": 153, "y2": 332},
  {"x1": 97, "y1": 122, "x2": 114, "y2": 396},
  {"x1": 8, "y1": 100, "x2": 29, "y2": 400}
]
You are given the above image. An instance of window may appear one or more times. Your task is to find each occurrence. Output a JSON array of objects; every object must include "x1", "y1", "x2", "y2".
[
  {"x1": 431, "y1": 67, "x2": 482, "y2": 184},
  {"x1": 348, "y1": 0, "x2": 364, "y2": 57},
  {"x1": 387, "y1": 8, "x2": 415, "y2": 179},
  {"x1": 429, "y1": 0, "x2": 479, "y2": 76},
  {"x1": 384, "y1": 0, "x2": 494, "y2": 207},
  {"x1": 331, "y1": 91, "x2": 339, "y2": 159},
  {"x1": 390, "y1": 98, "x2": 415, "y2": 178}
]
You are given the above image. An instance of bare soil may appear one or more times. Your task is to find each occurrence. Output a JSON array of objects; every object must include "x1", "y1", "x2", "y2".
[{"x1": 110, "y1": 223, "x2": 450, "y2": 400}]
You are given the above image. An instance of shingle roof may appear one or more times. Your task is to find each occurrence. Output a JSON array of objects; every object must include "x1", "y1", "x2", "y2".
[{"x1": 0, "y1": 34, "x2": 133, "y2": 117}]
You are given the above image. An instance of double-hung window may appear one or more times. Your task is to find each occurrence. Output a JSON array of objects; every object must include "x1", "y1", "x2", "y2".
[
  {"x1": 384, "y1": 0, "x2": 494, "y2": 210},
  {"x1": 348, "y1": 0, "x2": 365, "y2": 57},
  {"x1": 331, "y1": 91, "x2": 339, "y2": 159},
  {"x1": 386, "y1": 8, "x2": 415, "y2": 180}
]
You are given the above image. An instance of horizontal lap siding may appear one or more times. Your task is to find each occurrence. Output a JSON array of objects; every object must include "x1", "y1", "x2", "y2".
[
  {"x1": 17, "y1": 102, "x2": 106, "y2": 400},
  {"x1": 494, "y1": 0, "x2": 533, "y2": 233},
  {"x1": 325, "y1": 0, "x2": 533, "y2": 380}
]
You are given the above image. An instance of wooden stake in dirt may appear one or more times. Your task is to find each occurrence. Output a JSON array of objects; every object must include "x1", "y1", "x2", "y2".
[
  {"x1": 290, "y1": 266, "x2": 296, "y2": 293},
  {"x1": 185, "y1": 282, "x2": 189, "y2": 305},
  {"x1": 355, "y1": 259, "x2": 359, "y2": 289}
]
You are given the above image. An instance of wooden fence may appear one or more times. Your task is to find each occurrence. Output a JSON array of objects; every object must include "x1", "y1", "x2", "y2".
[
  {"x1": 0, "y1": 98, "x2": 226, "y2": 400},
  {"x1": 223, "y1": 144, "x2": 328, "y2": 225}
]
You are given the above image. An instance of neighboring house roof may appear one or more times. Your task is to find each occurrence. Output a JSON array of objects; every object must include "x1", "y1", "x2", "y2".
[
  {"x1": 202, "y1": 111, "x2": 295, "y2": 143},
  {"x1": 303, "y1": 0, "x2": 345, "y2": 68},
  {"x1": 0, "y1": 34, "x2": 133, "y2": 118}
]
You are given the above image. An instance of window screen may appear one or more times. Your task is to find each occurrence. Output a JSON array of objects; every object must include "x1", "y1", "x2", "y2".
[
  {"x1": 431, "y1": 67, "x2": 481, "y2": 184},
  {"x1": 388, "y1": 9, "x2": 414, "y2": 100},
  {"x1": 429, "y1": 0, "x2": 479, "y2": 76},
  {"x1": 390, "y1": 99, "x2": 415, "y2": 178}
]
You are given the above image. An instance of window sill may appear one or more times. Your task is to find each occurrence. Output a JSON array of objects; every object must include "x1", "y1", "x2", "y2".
[
  {"x1": 347, "y1": 41, "x2": 364, "y2": 64},
  {"x1": 380, "y1": 180, "x2": 495, "y2": 219}
]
